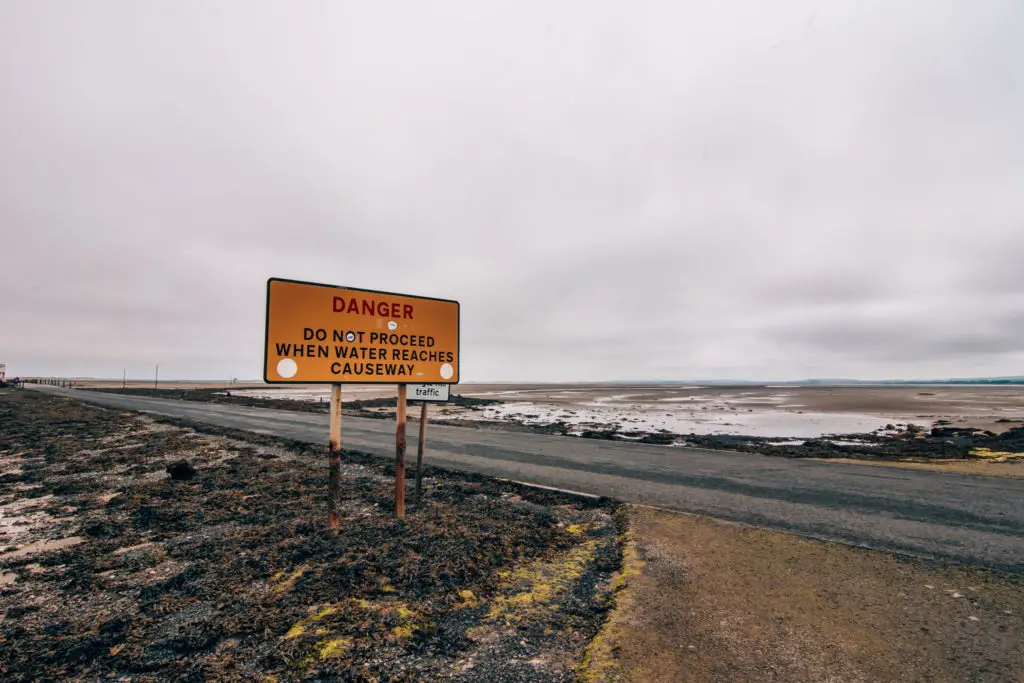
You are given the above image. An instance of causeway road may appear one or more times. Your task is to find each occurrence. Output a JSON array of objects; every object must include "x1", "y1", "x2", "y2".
[{"x1": 27, "y1": 385, "x2": 1024, "y2": 572}]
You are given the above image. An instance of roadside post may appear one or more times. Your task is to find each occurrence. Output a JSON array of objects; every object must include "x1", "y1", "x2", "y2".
[
  {"x1": 407, "y1": 383, "x2": 451, "y2": 505},
  {"x1": 263, "y1": 278, "x2": 460, "y2": 524},
  {"x1": 328, "y1": 383, "x2": 342, "y2": 530},
  {"x1": 416, "y1": 402, "x2": 427, "y2": 505},
  {"x1": 395, "y1": 384, "x2": 408, "y2": 519}
]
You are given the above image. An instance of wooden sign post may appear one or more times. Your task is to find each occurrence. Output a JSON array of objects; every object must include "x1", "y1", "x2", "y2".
[
  {"x1": 406, "y1": 384, "x2": 449, "y2": 507},
  {"x1": 328, "y1": 383, "x2": 342, "y2": 531},
  {"x1": 415, "y1": 402, "x2": 428, "y2": 506},
  {"x1": 263, "y1": 278, "x2": 459, "y2": 529},
  {"x1": 395, "y1": 384, "x2": 408, "y2": 519}
]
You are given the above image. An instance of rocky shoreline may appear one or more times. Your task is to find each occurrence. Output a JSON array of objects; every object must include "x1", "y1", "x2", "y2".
[
  {"x1": 430, "y1": 415, "x2": 1024, "y2": 462},
  {"x1": 91, "y1": 388, "x2": 1024, "y2": 463}
]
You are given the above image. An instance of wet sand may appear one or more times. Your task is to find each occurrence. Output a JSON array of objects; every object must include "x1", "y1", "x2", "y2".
[
  {"x1": 231, "y1": 383, "x2": 1024, "y2": 439},
  {"x1": 459, "y1": 383, "x2": 1024, "y2": 433},
  {"x1": 78, "y1": 384, "x2": 1024, "y2": 466}
]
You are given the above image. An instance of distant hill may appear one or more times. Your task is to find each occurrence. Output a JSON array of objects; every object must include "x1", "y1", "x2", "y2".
[
  {"x1": 652, "y1": 377, "x2": 1024, "y2": 386},
  {"x1": 860, "y1": 376, "x2": 1024, "y2": 385},
  {"x1": 796, "y1": 377, "x2": 1024, "y2": 385}
]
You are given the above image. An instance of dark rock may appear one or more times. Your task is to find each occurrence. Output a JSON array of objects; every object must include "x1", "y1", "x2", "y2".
[
  {"x1": 580, "y1": 429, "x2": 618, "y2": 440},
  {"x1": 930, "y1": 426, "x2": 979, "y2": 438},
  {"x1": 133, "y1": 506, "x2": 158, "y2": 529},
  {"x1": 639, "y1": 433, "x2": 676, "y2": 445},
  {"x1": 83, "y1": 520, "x2": 125, "y2": 538},
  {"x1": 4, "y1": 605, "x2": 40, "y2": 619},
  {"x1": 99, "y1": 617, "x2": 130, "y2": 636},
  {"x1": 166, "y1": 460, "x2": 196, "y2": 481}
]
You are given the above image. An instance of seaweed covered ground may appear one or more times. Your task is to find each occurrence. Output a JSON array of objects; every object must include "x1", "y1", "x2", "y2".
[
  {"x1": 408, "y1": 415, "x2": 1024, "y2": 464},
  {"x1": 560, "y1": 421, "x2": 1024, "y2": 462},
  {"x1": 0, "y1": 389, "x2": 622, "y2": 681},
  {"x1": 418, "y1": 413, "x2": 1024, "y2": 463}
]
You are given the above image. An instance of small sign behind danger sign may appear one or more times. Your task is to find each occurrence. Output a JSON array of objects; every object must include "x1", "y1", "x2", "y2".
[
  {"x1": 408, "y1": 383, "x2": 450, "y2": 402},
  {"x1": 264, "y1": 278, "x2": 460, "y2": 384}
]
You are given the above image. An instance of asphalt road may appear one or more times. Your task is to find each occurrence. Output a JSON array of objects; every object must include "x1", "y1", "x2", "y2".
[{"x1": 27, "y1": 385, "x2": 1024, "y2": 572}]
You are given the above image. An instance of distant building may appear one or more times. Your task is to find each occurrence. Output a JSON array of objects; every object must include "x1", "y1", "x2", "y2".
[{"x1": 0, "y1": 363, "x2": 5, "y2": 381}]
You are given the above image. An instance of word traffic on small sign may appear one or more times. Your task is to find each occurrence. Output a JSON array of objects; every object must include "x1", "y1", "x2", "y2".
[{"x1": 408, "y1": 383, "x2": 450, "y2": 402}]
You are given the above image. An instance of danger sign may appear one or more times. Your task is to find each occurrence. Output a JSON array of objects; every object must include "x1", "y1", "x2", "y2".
[{"x1": 264, "y1": 278, "x2": 460, "y2": 384}]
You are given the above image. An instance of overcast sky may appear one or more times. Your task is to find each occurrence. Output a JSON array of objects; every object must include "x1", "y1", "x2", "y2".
[{"x1": 2, "y1": 1, "x2": 1022, "y2": 382}]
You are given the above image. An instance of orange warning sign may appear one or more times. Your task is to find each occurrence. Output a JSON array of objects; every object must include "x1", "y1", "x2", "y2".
[{"x1": 264, "y1": 278, "x2": 460, "y2": 384}]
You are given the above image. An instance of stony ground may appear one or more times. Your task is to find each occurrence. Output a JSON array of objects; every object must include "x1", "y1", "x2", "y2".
[
  {"x1": 583, "y1": 506, "x2": 1024, "y2": 683},
  {"x1": 0, "y1": 389, "x2": 621, "y2": 681}
]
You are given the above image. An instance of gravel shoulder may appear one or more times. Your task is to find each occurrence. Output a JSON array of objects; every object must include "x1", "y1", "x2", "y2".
[{"x1": 585, "y1": 506, "x2": 1024, "y2": 682}]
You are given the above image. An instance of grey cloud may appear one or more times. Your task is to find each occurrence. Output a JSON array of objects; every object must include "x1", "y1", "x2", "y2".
[
  {"x1": 1, "y1": 1, "x2": 1023, "y2": 381},
  {"x1": 767, "y1": 309, "x2": 1024, "y2": 362}
]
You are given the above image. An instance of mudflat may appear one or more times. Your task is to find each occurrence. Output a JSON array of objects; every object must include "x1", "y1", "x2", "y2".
[
  {"x1": 201, "y1": 382, "x2": 1024, "y2": 466},
  {"x1": 455, "y1": 383, "x2": 1024, "y2": 433},
  {"x1": 79, "y1": 382, "x2": 1024, "y2": 423},
  {"x1": 210, "y1": 382, "x2": 1024, "y2": 436}
]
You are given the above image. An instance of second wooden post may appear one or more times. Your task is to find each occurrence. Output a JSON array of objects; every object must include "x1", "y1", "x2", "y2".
[
  {"x1": 415, "y1": 401, "x2": 428, "y2": 506},
  {"x1": 328, "y1": 383, "x2": 342, "y2": 531},
  {"x1": 395, "y1": 383, "x2": 408, "y2": 519}
]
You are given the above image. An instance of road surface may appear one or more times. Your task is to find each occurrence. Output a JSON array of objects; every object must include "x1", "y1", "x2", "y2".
[{"x1": 27, "y1": 385, "x2": 1024, "y2": 572}]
